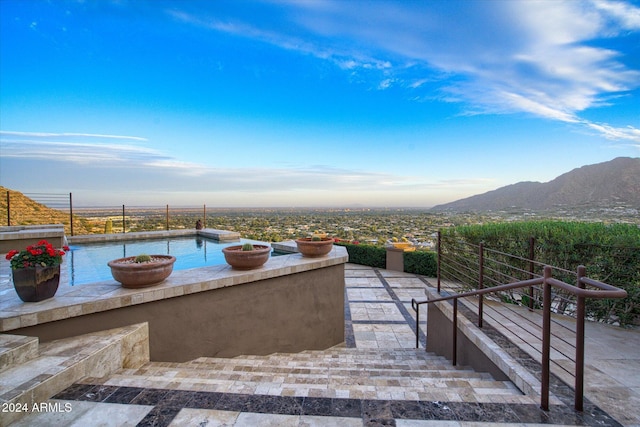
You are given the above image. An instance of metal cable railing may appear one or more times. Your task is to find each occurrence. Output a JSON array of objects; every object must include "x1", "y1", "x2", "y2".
[{"x1": 413, "y1": 232, "x2": 628, "y2": 412}]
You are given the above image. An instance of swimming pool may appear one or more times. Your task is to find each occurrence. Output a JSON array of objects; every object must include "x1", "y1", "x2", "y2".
[{"x1": 65, "y1": 236, "x2": 268, "y2": 285}]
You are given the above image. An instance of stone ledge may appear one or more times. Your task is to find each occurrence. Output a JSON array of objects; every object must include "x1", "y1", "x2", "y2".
[
  {"x1": 67, "y1": 228, "x2": 241, "y2": 245},
  {"x1": 0, "y1": 246, "x2": 348, "y2": 334},
  {"x1": 0, "y1": 225, "x2": 66, "y2": 254}
]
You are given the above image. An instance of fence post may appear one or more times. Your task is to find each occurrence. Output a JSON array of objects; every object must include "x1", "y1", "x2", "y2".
[
  {"x1": 528, "y1": 236, "x2": 536, "y2": 309},
  {"x1": 575, "y1": 265, "x2": 586, "y2": 411},
  {"x1": 203, "y1": 204, "x2": 206, "y2": 228},
  {"x1": 452, "y1": 298, "x2": 458, "y2": 366},
  {"x1": 437, "y1": 231, "x2": 441, "y2": 292},
  {"x1": 69, "y1": 192, "x2": 74, "y2": 236},
  {"x1": 478, "y1": 242, "x2": 484, "y2": 328},
  {"x1": 541, "y1": 265, "x2": 552, "y2": 411},
  {"x1": 122, "y1": 205, "x2": 126, "y2": 233},
  {"x1": 6, "y1": 191, "x2": 10, "y2": 226},
  {"x1": 166, "y1": 205, "x2": 169, "y2": 231}
]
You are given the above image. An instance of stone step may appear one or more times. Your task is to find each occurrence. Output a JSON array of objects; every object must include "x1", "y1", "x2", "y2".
[
  {"x1": 226, "y1": 348, "x2": 452, "y2": 364},
  {"x1": 0, "y1": 334, "x2": 39, "y2": 373},
  {"x1": 0, "y1": 323, "x2": 149, "y2": 426},
  {"x1": 94, "y1": 347, "x2": 525, "y2": 403},
  {"x1": 119, "y1": 360, "x2": 496, "y2": 382}
]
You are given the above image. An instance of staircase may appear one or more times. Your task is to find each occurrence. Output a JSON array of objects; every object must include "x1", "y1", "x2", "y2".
[
  {"x1": 85, "y1": 347, "x2": 531, "y2": 404},
  {"x1": 0, "y1": 323, "x2": 149, "y2": 426}
]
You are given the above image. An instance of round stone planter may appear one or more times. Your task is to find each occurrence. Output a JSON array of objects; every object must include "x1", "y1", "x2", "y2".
[
  {"x1": 222, "y1": 244, "x2": 271, "y2": 270},
  {"x1": 295, "y1": 238, "x2": 334, "y2": 258},
  {"x1": 107, "y1": 255, "x2": 176, "y2": 288},
  {"x1": 12, "y1": 265, "x2": 61, "y2": 302}
]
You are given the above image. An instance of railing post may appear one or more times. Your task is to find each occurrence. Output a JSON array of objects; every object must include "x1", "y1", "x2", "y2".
[
  {"x1": 166, "y1": 204, "x2": 169, "y2": 231},
  {"x1": 415, "y1": 303, "x2": 420, "y2": 349},
  {"x1": 203, "y1": 204, "x2": 206, "y2": 228},
  {"x1": 575, "y1": 265, "x2": 586, "y2": 411},
  {"x1": 541, "y1": 266, "x2": 552, "y2": 411},
  {"x1": 122, "y1": 205, "x2": 126, "y2": 233},
  {"x1": 6, "y1": 190, "x2": 10, "y2": 226},
  {"x1": 69, "y1": 192, "x2": 74, "y2": 237},
  {"x1": 437, "y1": 231, "x2": 441, "y2": 292},
  {"x1": 528, "y1": 236, "x2": 535, "y2": 309},
  {"x1": 452, "y1": 298, "x2": 458, "y2": 366},
  {"x1": 478, "y1": 242, "x2": 484, "y2": 328}
]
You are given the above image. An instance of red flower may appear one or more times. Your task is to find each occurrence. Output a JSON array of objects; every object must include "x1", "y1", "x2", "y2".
[
  {"x1": 63, "y1": 245, "x2": 70, "y2": 251},
  {"x1": 7, "y1": 240, "x2": 67, "y2": 270}
]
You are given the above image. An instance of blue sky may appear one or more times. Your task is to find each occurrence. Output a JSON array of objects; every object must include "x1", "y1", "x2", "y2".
[{"x1": 1, "y1": 0, "x2": 639, "y2": 208}]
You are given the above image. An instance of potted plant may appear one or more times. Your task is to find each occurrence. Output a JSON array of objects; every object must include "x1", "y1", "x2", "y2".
[
  {"x1": 107, "y1": 253, "x2": 176, "y2": 289},
  {"x1": 5, "y1": 239, "x2": 69, "y2": 302},
  {"x1": 222, "y1": 242, "x2": 271, "y2": 270},
  {"x1": 390, "y1": 237, "x2": 414, "y2": 251},
  {"x1": 295, "y1": 233, "x2": 334, "y2": 257}
]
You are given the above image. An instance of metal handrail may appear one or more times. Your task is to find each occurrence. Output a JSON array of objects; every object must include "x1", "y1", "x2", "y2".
[{"x1": 411, "y1": 265, "x2": 627, "y2": 412}]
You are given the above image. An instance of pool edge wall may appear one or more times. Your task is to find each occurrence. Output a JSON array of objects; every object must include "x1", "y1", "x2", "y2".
[{"x1": 9, "y1": 263, "x2": 345, "y2": 362}]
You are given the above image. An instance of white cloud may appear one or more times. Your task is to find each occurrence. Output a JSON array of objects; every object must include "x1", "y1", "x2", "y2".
[
  {"x1": 1, "y1": 128, "x2": 499, "y2": 202},
  {"x1": 0, "y1": 131, "x2": 147, "y2": 141},
  {"x1": 168, "y1": 1, "x2": 640, "y2": 143},
  {"x1": 591, "y1": 0, "x2": 640, "y2": 29}
]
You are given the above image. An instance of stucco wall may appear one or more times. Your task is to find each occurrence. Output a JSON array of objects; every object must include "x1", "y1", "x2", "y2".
[
  {"x1": 11, "y1": 264, "x2": 345, "y2": 362},
  {"x1": 425, "y1": 297, "x2": 508, "y2": 381}
]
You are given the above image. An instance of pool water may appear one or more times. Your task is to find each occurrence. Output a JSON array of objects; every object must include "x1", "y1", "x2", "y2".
[{"x1": 65, "y1": 237, "x2": 266, "y2": 285}]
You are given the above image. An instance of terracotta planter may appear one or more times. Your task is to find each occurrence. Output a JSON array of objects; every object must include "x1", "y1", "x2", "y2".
[
  {"x1": 12, "y1": 265, "x2": 61, "y2": 302},
  {"x1": 107, "y1": 255, "x2": 176, "y2": 288},
  {"x1": 222, "y1": 244, "x2": 271, "y2": 270},
  {"x1": 295, "y1": 238, "x2": 334, "y2": 258}
]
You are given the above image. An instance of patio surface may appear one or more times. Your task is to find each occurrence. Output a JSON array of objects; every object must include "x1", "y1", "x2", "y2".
[{"x1": 5, "y1": 263, "x2": 639, "y2": 426}]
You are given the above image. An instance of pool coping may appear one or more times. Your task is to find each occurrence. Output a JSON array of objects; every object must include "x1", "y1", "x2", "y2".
[{"x1": 66, "y1": 228, "x2": 241, "y2": 244}]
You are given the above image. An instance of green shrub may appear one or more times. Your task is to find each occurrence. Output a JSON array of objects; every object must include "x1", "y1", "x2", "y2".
[
  {"x1": 404, "y1": 250, "x2": 437, "y2": 276},
  {"x1": 335, "y1": 242, "x2": 386, "y2": 268},
  {"x1": 442, "y1": 221, "x2": 640, "y2": 326}
]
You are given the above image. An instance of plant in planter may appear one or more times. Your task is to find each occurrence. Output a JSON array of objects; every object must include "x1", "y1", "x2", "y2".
[
  {"x1": 295, "y1": 233, "x2": 334, "y2": 257},
  {"x1": 390, "y1": 237, "x2": 414, "y2": 251},
  {"x1": 222, "y1": 243, "x2": 271, "y2": 270},
  {"x1": 107, "y1": 253, "x2": 176, "y2": 289},
  {"x1": 5, "y1": 239, "x2": 69, "y2": 302}
]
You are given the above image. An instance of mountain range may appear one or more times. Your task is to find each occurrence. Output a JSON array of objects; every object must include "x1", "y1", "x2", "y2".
[{"x1": 431, "y1": 157, "x2": 640, "y2": 212}]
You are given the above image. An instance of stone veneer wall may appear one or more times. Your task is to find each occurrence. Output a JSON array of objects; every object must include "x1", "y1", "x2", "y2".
[{"x1": 9, "y1": 264, "x2": 345, "y2": 362}]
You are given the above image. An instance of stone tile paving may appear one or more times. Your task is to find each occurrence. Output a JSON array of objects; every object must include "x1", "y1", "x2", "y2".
[{"x1": 12, "y1": 264, "x2": 624, "y2": 427}]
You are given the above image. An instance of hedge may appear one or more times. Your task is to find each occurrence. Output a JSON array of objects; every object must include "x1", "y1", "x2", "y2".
[
  {"x1": 441, "y1": 221, "x2": 640, "y2": 326},
  {"x1": 335, "y1": 242, "x2": 437, "y2": 276},
  {"x1": 335, "y1": 242, "x2": 386, "y2": 268}
]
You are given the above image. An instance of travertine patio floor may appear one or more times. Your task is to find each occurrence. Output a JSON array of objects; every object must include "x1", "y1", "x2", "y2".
[{"x1": 7, "y1": 264, "x2": 637, "y2": 427}]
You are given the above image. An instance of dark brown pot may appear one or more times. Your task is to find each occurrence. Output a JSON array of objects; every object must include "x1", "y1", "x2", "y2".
[
  {"x1": 12, "y1": 265, "x2": 61, "y2": 302},
  {"x1": 295, "y1": 238, "x2": 334, "y2": 257},
  {"x1": 222, "y1": 244, "x2": 271, "y2": 270},
  {"x1": 107, "y1": 255, "x2": 176, "y2": 288}
]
